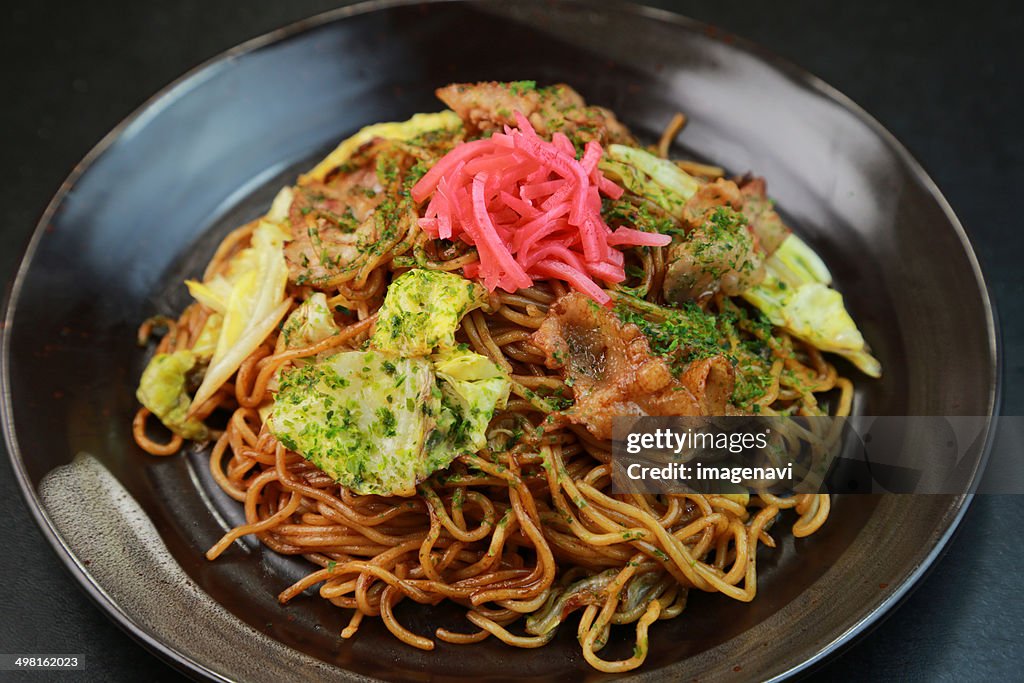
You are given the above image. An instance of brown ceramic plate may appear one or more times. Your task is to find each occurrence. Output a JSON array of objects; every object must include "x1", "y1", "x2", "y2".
[{"x1": 0, "y1": 1, "x2": 1000, "y2": 681}]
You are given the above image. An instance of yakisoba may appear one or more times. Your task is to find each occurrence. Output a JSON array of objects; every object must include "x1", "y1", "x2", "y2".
[{"x1": 133, "y1": 81, "x2": 876, "y2": 672}]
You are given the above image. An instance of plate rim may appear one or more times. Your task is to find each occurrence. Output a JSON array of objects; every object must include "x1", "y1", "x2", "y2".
[{"x1": 0, "y1": 0, "x2": 1002, "y2": 680}]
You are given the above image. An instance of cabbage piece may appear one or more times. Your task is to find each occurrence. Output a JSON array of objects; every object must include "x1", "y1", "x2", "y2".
[
  {"x1": 269, "y1": 347, "x2": 510, "y2": 496},
  {"x1": 280, "y1": 292, "x2": 339, "y2": 350},
  {"x1": 430, "y1": 347, "x2": 511, "y2": 457},
  {"x1": 742, "y1": 234, "x2": 881, "y2": 378},
  {"x1": 188, "y1": 212, "x2": 293, "y2": 410},
  {"x1": 265, "y1": 185, "x2": 294, "y2": 223},
  {"x1": 371, "y1": 269, "x2": 487, "y2": 356},
  {"x1": 185, "y1": 278, "x2": 232, "y2": 315},
  {"x1": 136, "y1": 187, "x2": 292, "y2": 435},
  {"x1": 526, "y1": 569, "x2": 618, "y2": 636},
  {"x1": 185, "y1": 187, "x2": 294, "y2": 316},
  {"x1": 300, "y1": 111, "x2": 463, "y2": 185},
  {"x1": 190, "y1": 313, "x2": 223, "y2": 360},
  {"x1": 270, "y1": 351, "x2": 438, "y2": 496},
  {"x1": 600, "y1": 144, "x2": 700, "y2": 217},
  {"x1": 764, "y1": 229, "x2": 832, "y2": 287},
  {"x1": 136, "y1": 350, "x2": 209, "y2": 440},
  {"x1": 268, "y1": 265, "x2": 507, "y2": 494}
]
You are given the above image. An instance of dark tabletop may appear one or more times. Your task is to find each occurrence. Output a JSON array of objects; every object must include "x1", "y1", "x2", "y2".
[{"x1": 2, "y1": 1, "x2": 1022, "y2": 681}]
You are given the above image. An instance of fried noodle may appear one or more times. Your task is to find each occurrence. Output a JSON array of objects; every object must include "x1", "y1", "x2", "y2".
[{"x1": 132, "y1": 108, "x2": 851, "y2": 673}]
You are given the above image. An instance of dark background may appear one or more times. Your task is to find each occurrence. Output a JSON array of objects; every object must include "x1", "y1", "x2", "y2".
[{"x1": 1, "y1": 0, "x2": 1021, "y2": 680}]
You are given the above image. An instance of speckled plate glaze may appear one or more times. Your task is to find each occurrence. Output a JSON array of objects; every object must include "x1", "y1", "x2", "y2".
[{"x1": 1, "y1": 1, "x2": 1000, "y2": 681}]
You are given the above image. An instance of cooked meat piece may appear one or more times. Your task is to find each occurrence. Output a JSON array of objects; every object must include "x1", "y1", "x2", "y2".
[
  {"x1": 679, "y1": 356, "x2": 734, "y2": 415},
  {"x1": 663, "y1": 210, "x2": 764, "y2": 304},
  {"x1": 531, "y1": 293, "x2": 734, "y2": 439},
  {"x1": 285, "y1": 176, "x2": 382, "y2": 286},
  {"x1": 680, "y1": 178, "x2": 743, "y2": 229},
  {"x1": 285, "y1": 143, "x2": 412, "y2": 287},
  {"x1": 737, "y1": 176, "x2": 790, "y2": 256},
  {"x1": 663, "y1": 179, "x2": 765, "y2": 304},
  {"x1": 436, "y1": 81, "x2": 636, "y2": 146}
]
